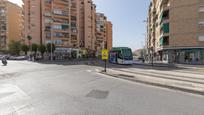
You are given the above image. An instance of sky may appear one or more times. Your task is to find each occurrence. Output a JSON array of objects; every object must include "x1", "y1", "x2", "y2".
[
  {"x1": 8, "y1": 0, "x2": 150, "y2": 51},
  {"x1": 93, "y1": 0, "x2": 150, "y2": 50}
]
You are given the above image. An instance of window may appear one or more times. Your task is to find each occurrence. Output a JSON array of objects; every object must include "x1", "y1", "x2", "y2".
[
  {"x1": 199, "y1": 21, "x2": 204, "y2": 27},
  {"x1": 199, "y1": 6, "x2": 204, "y2": 12},
  {"x1": 53, "y1": 9, "x2": 62, "y2": 15},
  {"x1": 198, "y1": 35, "x2": 204, "y2": 41}
]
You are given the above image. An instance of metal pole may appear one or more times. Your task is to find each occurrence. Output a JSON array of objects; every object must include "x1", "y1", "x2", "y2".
[
  {"x1": 50, "y1": 0, "x2": 53, "y2": 61},
  {"x1": 152, "y1": 48, "x2": 154, "y2": 66},
  {"x1": 104, "y1": 60, "x2": 107, "y2": 72}
]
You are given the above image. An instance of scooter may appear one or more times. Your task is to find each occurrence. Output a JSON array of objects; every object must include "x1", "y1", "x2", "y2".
[{"x1": 2, "y1": 59, "x2": 7, "y2": 66}]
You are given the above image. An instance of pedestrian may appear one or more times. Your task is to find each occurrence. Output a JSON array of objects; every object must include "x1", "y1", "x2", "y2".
[{"x1": 142, "y1": 58, "x2": 145, "y2": 63}]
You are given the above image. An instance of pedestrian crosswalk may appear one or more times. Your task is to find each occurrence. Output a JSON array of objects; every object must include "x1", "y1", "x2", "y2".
[{"x1": 106, "y1": 66, "x2": 204, "y2": 95}]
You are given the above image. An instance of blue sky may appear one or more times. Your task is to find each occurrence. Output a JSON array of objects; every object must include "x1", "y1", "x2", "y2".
[
  {"x1": 93, "y1": 0, "x2": 150, "y2": 50},
  {"x1": 9, "y1": 0, "x2": 150, "y2": 51}
]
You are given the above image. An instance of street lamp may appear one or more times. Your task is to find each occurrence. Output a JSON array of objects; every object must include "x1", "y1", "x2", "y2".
[
  {"x1": 50, "y1": 0, "x2": 54, "y2": 61},
  {"x1": 151, "y1": 47, "x2": 154, "y2": 66},
  {"x1": 143, "y1": 20, "x2": 148, "y2": 63}
]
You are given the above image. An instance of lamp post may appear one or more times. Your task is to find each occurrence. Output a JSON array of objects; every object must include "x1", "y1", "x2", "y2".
[
  {"x1": 151, "y1": 47, "x2": 154, "y2": 66},
  {"x1": 50, "y1": 0, "x2": 54, "y2": 61},
  {"x1": 143, "y1": 20, "x2": 149, "y2": 63}
]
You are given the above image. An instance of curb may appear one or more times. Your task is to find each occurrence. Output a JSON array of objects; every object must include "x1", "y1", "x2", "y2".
[
  {"x1": 134, "y1": 63, "x2": 204, "y2": 70},
  {"x1": 100, "y1": 72, "x2": 204, "y2": 96}
]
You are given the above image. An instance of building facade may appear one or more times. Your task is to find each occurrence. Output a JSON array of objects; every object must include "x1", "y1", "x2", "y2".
[
  {"x1": 23, "y1": 0, "x2": 112, "y2": 55},
  {"x1": 147, "y1": 0, "x2": 204, "y2": 64},
  {"x1": 96, "y1": 13, "x2": 107, "y2": 51},
  {"x1": 106, "y1": 21, "x2": 113, "y2": 50},
  {"x1": 23, "y1": 0, "x2": 42, "y2": 44},
  {"x1": 0, "y1": 0, "x2": 23, "y2": 50}
]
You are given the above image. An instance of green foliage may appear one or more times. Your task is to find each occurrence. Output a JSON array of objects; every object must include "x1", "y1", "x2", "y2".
[
  {"x1": 21, "y1": 44, "x2": 29, "y2": 55},
  {"x1": 46, "y1": 43, "x2": 56, "y2": 53},
  {"x1": 38, "y1": 44, "x2": 46, "y2": 54},
  {"x1": 27, "y1": 35, "x2": 32, "y2": 41},
  {"x1": 9, "y1": 41, "x2": 21, "y2": 55},
  {"x1": 32, "y1": 43, "x2": 38, "y2": 53}
]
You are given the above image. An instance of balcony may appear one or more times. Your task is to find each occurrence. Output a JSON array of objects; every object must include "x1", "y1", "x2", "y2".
[
  {"x1": 53, "y1": 18, "x2": 69, "y2": 24},
  {"x1": 160, "y1": 10, "x2": 169, "y2": 24},
  {"x1": 54, "y1": 0, "x2": 69, "y2": 5},
  {"x1": 53, "y1": 9, "x2": 69, "y2": 16},
  {"x1": 160, "y1": 36, "x2": 169, "y2": 46},
  {"x1": 53, "y1": 14, "x2": 69, "y2": 19}
]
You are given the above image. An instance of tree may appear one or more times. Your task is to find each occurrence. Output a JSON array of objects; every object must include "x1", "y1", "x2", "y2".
[
  {"x1": 21, "y1": 44, "x2": 29, "y2": 55},
  {"x1": 46, "y1": 43, "x2": 56, "y2": 53},
  {"x1": 32, "y1": 43, "x2": 38, "y2": 54},
  {"x1": 38, "y1": 44, "x2": 46, "y2": 59},
  {"x1": 9, "y1": 41, "x2": 21, "y2": 55},
  {"x1": 27, "y1": 35, "x2": 32, "y2": 41},
  {"x1": 27, "y1": 35, "x2": 32, "y2": 52}
]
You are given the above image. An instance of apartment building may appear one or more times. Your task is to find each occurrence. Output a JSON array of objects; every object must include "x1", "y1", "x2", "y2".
[
  {"x1": 106, "y1": 21, "x2": 113, "y2": 50},
  {"x1": 23, "y1": 0, "x2": 111, "y2": 55},
  {"x1": 23, "y1": 0, "x2": 112, "y2": 53},
  {"x1": 147, "y1": 0, "x2": 204, "y2": 64},
  {"x1": 23, "y1": 0, "x2": 42, "y2": 44},
  {"x1": 0, "y1": 0, "x2": 23, "y2": 50},
  {"x1": 96, "y1": 13, "x2": 107, "y2": 51},
  {"x1": 78, "y1": 0, "x2": 97, "y2": 51},
  {"x1": 96, "y1": 13, "x2": 113, "y2": 52},
  {"x1": 42, "y1": 0, "x2": 79, "y2": 50}
]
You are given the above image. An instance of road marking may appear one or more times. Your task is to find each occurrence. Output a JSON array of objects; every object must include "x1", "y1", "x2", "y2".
[
  {"x1": 0, "y1": 84, "x2": 33, "y2": 114},
  {"x1": 14, "y1": 104, "x2": 33, "y2": 115},
  {"x1": 95, "y1": 69, "x2": 100, "y2": 72},
  {"x1": 86, "y1": 70, "x2": 92, "y2": 72},
  {"x1": 98, "y1": 72, "x2": 204, "y2": 99}
]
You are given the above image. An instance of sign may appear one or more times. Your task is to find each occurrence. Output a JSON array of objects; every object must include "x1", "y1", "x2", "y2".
[{"x1": 102, "y1": 49, "x2": 109, "y2": 60}]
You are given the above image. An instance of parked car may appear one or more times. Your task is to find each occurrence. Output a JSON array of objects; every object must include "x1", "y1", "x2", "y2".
[{"x1": 9, "y1": 56, "x2": 27, "y2": 60}]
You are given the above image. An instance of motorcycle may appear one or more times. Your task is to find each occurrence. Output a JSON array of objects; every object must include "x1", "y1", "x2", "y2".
[{"x1": 2, "y1": 59, "x2": 7, "y2": 66}]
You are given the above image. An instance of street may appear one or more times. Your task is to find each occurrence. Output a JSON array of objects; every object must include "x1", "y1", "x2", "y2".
[{"x1": 0, "y1": 61, "x2": 204, "y2": 115}]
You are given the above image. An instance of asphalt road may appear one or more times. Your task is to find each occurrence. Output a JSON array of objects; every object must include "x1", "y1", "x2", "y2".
[{"x1": 0, "y1": 61, "x2": 204, "y2": 115}]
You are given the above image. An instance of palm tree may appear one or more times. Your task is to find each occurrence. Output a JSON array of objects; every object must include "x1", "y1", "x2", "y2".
[
  {"x1": 38, "y1": 44, "x2": 46, "y2": 59},
  {"x1": 21, "y1": 44, "x2": 29, "y2": 55},
  {"x1": 27, "y1": 35, "x2": 32, "y2": 53},
  {"x1": 32, "y1": 43, "x2": 38, "y2": 55}
]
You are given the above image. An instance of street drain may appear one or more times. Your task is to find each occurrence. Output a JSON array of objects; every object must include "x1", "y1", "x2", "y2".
[{"x1": 86, "y1": 90, "x2": 109, "y2": 99}]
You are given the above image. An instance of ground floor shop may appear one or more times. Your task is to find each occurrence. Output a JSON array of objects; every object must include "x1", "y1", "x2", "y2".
[
  {"x1": 46, "y1": 48, "x2": 96, "y2": 60},
  {"x1": 156, "y1": 48, "x2": 204, "y2": 64}
]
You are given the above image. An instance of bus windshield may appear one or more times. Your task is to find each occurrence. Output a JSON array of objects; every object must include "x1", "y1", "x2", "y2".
[{"x1": 122, "y1": 49, "x2": 132, "y2": 57}]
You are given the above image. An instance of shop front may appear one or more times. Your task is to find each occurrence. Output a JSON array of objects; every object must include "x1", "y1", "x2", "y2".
[{"x1": 160, "y1": 48, "x2": 204, "y2": 64}]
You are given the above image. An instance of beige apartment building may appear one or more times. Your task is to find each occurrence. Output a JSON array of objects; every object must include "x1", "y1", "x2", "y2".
[
  {"x1": 147, "y1": 0, "x2": 204, "y2": 64},
  {"x1": 96, "y1": 13, "x2": 113, "y2": 52},
  {"x1": 96, "y1": 13, "x2": 112, "y2": 52},
  {"x1": 78, "y1": 0, "x2": 97, "y2": 52},
  {"x1": 0, "y1": 0, "x2": 23, "y2": 50},
  {"x1": 106, "y1": 21, "x2": 113, "y2": 50},
  {"x1": 23, "y1": 0, "x2": 42, "y2": 44},
  {"x1": 23, "y1": 0, "x2": 112, "y2": 56}
]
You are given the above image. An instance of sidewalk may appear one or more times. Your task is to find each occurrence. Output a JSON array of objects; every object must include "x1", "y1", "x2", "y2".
[
  {"x1": 134, "y1": 61, "x2": 204, "y2": 70},
  {"x1": 100, "y1": 68, "x2": 204, "y2": 96}
]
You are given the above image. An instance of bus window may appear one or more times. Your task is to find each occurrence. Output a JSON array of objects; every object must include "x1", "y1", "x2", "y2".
[{"x1": 118, "y1": 51, "x2": 123, "y2": 59}]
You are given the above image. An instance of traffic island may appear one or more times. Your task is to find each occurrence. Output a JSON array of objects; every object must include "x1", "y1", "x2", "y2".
[{"x1": 100, "y1": 69, "x2": 204, "y2": 96}]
